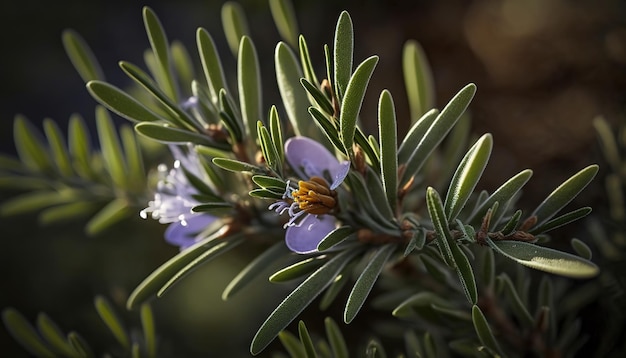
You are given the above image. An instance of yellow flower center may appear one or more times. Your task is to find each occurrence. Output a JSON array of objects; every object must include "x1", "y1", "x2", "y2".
[{"x1": 292, "y1": 176, "x2": 337, "y2": 215}]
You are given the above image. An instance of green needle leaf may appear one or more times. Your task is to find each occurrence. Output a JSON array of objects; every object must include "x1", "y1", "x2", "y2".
[
  {"x1": 269, "y1": 0, "x2": 299, "y2": 48},
  {"x1": 143, "y1": 6, "x2": 178, "y2": 101},
  {"x1": 197, "y1": 28, "x2": 228, "y2": 103},
  {"x1": 401, "y1": 83, "x2": 476, "y2": 185},
  {"x1": 43, "y1": 118, "x2": 73, "y2": 177},
  {"x1": 157, "y1": 236, "x2": 245, "y2": 297},
  {"x1": 62, "y1": 29, "x2": 105, "y2": 82},
  {"x1": 68, "y1": 114, "x2": 94, "y2": 179},
  {"x1": 529, "y1": 207, "x2": 592, "y2": 235},
  {"x1": 221, "y1": 2, "x2": 249, "y2": 56},
  {"x1": 223, "y1": 241, "x2": 290, "y2": 300},
  {"x1": 140, "y1": 304, "x2": 157, "y2": 358},
  {"x1": 333, "y1": 11, "x2": 354, "y2": 99},
  {"x1": 449, "y1": 241, "x2": 478, "y2": 305},
  {"x1": 126, "y1": 225, "x2": 232, "y2": 309},
  {"x1": 13, "y1": 115, "x2": 52, "y2": 173},
  {"x1": 85, "y1": 198, "x2": 132, "y2": 236},
  {"x1": 426, "y1": 187, "x2": 456, "y2": 267},
  {"x1": 472, "y1": 305, "x2": 503, "y2": 357},
  {"x1": 325, "y1": 317, "x2": 349, "y2": 358},
  {"x1": 488, "y1": 239, "x2": 599, "y2": 279},
  {"x1": 2, "y1": 308, "x2": 55, "y2": 358},
  {"x1": 345, "y1": 244, "x2": 396, "y2": 323},
  {"x1": 238, "y1": 36, "x2": 262, "y2": 141},
  {"x1": 317, "y1": 226, "x2": 356, "y2": 252},
  {"x1": 94, "y1": 296, "x2": 130, "y2": 349},
  {"x1": 466, "y1": 169, "x2": 533, "y2": 225},
  {"x1": 36, "y1": 313, "x2": 76, "y2": 357},
  {"x1": 250, "y1": 249, "x2": 360, "y2": 355},
  {"x1": 402, "y1": 40, "x2": 435, "y2": 122},
  {"x1": 86, "y1": 81, "x2": 165, "y2": 123},
  {"x1": 213, "y1": 157, "x2": 262, "y2": 173},
  {"x1": 96, "y1": 107, "x2": 128, "y2": 188},
  {"x1": 134, "y1": 123, "x2": 227, "y2": 149},
  {"x1": 530, "y1": 164, "x2": 599, "y2": 227},
  {"x1": 378, "y1": 90, "x2": 398, "y2": 210},
  {"x1": 340, "y1": 55, "x2": 379, "y2": 157},
  {"x1": 298, "y1": 321, "x2": 318, "y2": 358},
  {"x1": 269, "y1": 256, "x2": 328, "y2": 283},
  {"x1": 444, "y1": 133, "x2": 493, "y2": 222},
  {"x1": 276, "y1": 42, "x2": 313, "y2": 137}
]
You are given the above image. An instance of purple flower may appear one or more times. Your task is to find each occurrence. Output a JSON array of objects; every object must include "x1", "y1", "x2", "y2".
[
  {"x1": 141, "y1": 145, "x2": 217, "y2": 250},
  {"x1": 270, "y1": 137, "x2": 350, "y2": 254}
]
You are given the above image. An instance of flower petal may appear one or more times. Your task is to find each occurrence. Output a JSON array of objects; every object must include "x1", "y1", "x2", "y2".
[
  {"x1": 165, "y1": 214, "x2": 216, "y2": 250},
  {"x1": 285, "y1": 214, "x2": 336, "y2": 254},
  {"x1": 330, "y1": 161, "x2": 350, "y2": 189},
  {"x1": 285, "y1": 137, "x2": 348, "y2": 184}
]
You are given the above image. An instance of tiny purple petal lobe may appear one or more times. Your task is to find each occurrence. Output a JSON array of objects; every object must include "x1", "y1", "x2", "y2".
[
  {"x1": 285, "y1": 214, "x2": 336, "y2": 254},
  {"x1": 165, "y1": 214, "x2": 216, "y2": 250},
  {"x1": 285, "y1": 136, "x2": 347, "y2": 181}
]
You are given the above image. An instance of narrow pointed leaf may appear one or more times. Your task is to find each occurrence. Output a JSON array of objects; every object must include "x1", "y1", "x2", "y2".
[
  {"x1": 0, "y1": 190, "x2": 77, "y2": 216},
  {"x1": 62, "y1": 29, "x2": 105, "y2": 82},
  {"x1": 85, "y1": 198, "x2": 132, "y2": 236},
  {"x1": 250, "y1": 249, "x2": 360, "y2": 355},
  {"x1": 39, "y1": 201, "x2": 98, "y2": 225},
  {"x1": 498, "y1": 273, "x2": 533, "y2": 327},
  {"x1": 96, "y1": 106, "x2": 127, "y2": 187},
  {"x1": 397, "y1": 108, "x2": 439, "y2": 165},
  {"x1": 449, "y1": 241, "x2": 478, "y2": 304},
  {"x1": 86, "y1": 81, "x2": 165, "y2": 123},
  {"x1": 301, "y1": 78, "x2": 334, "y2": 115},
  {"x1": 319, "y1": 270, "x2": 350, "y2": 311},
  {"x1": 270, "y1": 256, "x2": 328, "y2": 283},
  {"x1": 2, "y1": 308, "x2": 55, "y2": 358},
  {"x1": 488, "y1": 239, "x2": 599, "y2": 278},
  {"x1": 43, "y1": 119, "x2": 73, "y2": 176},
  {"x1": 529, "y1": 207, "x2": 592, "y2": 235},
  {"x1": 94, "y1": 296, "x2": 130, "y2": 349},
  {"x1": 298, "y1": 321, "x2": 317, "y2": 358},
  {"x1": 134, "y1": 123, "x2": 226, "y2": 149},
  {"x1": 325, "y1": 317, "x2": 349, "y2": 358},
  {"x1": 157, "y1": 236, "x2": 245, "y2": 297},
  {"x1": 530, "y1": 165, "x2": 598, "y2": 227},
  {"x1": 213, "y1": 157, "x2": 262, "y2": 173},
  {"x1": 318, "y1": 226, "x2": 356, "y2": 251},
  {"x1": 444, "y1": 133, "x2": 493, "y2": 222},
  {"x1": 471, "y1": 305, "x2": 503, "y2": 356},
  {"x1": 466, "y1": 169, "x2": 533, "y2": 225},
  {"x1": 269, "y1": 106, "x2": 285, "y2": 163},
  {"x1": 140, "y1": 304, "x2": 157, "y2": 358},
  {"x1": 276, "y1": 42, "x2": 313, "y2": 137},
  {"x1": 378, "y1": 90, "x2": 398, "y2": 209},
  {"x1": 340, "y1": 56, "x2": 379, "y2": 156},
  {"x1": 221, "y1": 2, "x2": 249, "y2": 56},
  {"x1": 269, "y1": 0, "x2": 299, "y2": 48},
  {"x1": 119, "y1": 61, "x2": 199, "y2": 131},
  {"x1": 36, "y1": 313, "x2": 76, "y2": 357},
  {"x1": 13, "y1": 115, "x2": 51, "y2": 172},
  {"x1": 67, "y1": 332, "x2": 93, "y2": 358},
  {"x1": 402, "y1": 40, "x2": 435, "y2": 122},
  {"x1": 309, "y1": 107, "x2": 345, "y2": 154},
  {"x1": 333, "y1": 11, "x2": 354, "y2": 99},
  {"x1": 142, "y1": 6, "x2": 177, "y2": 101},
  {"x1": 223, "y1": 241, "x2": 290, "y2": 300},
  {"x1": 299, "y1": 36, "x2": 319, "y2": 87},
  {"x1": 570, "y1": 238, "x2": 592, "y2": 260},
  {"x1": 68, "y1": 114, "x2": 94, "y2": 179},
  {"x1": 345, "y1": 244, "x2": 396, "y2": 323},
  {"x1": 426, "y1": 187, "x2": 455, "y2": 267},
  {"x1": 278, "y1": 330, "x2": 305, "y2": 357},
  {"x1": 238, "y1": 36, "x2": 262, "y2": 140},
  {"x1": 126, "y1": 224, "x2": 230, "y2": 309},
  {"x1": 197, "y1": 28, "x2": 228, "y2": 103},
  {"x1": 401, "y1": 84, "x2": 476, "y2": 184}
]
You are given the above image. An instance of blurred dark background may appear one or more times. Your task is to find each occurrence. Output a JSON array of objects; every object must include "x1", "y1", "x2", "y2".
[{"x1": 1, "y1": 0, "x2": 625, "y2": 356}]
